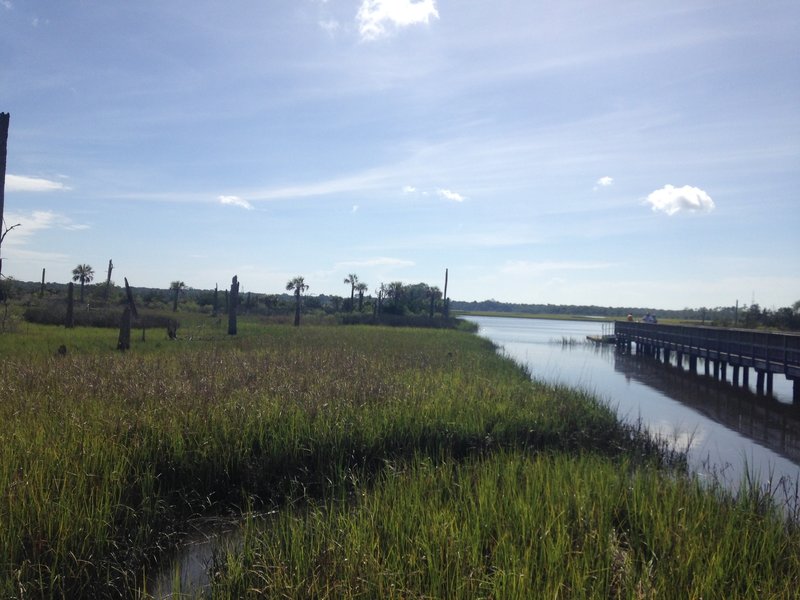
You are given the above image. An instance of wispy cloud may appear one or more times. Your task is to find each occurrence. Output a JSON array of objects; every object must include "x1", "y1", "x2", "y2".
[
  {"x1": 402, "y1": 185, "x2": 417, "y2": 193},
  {"x1": 1, "y1": 1, "x2": 13, "y2": 10},
  {"x1": 218, "y1": 195, "x2": 254, "y2": 210},
  {"x1": 6, "y1": 174, "x2": 70, "y2": 192},
  {"x1": 644, "y1": 184, "x2": 715, "y2": 216},
  {"x1": 3, "y1": 210, "x2": 89, "y2": 246},
  {"x1": 335, "y1": 257, "x2": 415, "y2": 269},
  {"x1": 318, "y1": 19, "x2": 340, "y2": 36},
  {"x1": 501, "y1": 260, "x2": 616, "y2": 275},
  {"x1": 357, "y1": 0, "x2": 439, "y2": 41}
]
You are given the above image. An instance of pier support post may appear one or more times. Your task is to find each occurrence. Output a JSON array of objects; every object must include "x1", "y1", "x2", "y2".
[
  {"x1": 794, "y1": 379, "x2": 799, "y2": 404},
  {"x1": 713, "y1": 361, "x2": 720, "y2": 380},
  {"x1": 720, "y1": 361, "x2": 727, "y2": 382},
  {"x1": 743, "y1": 367, "x2": 749, "y2": 388},
  {"x1": 732, "y1": 365, "x2": 739, "y2": 387},
  {"x1": 689, "y1": 356, "x2": 697, "y2": 374},
  {"x1": 766, "y1": 373, "x2": 773, "y2": 395},
  {"x1": 664, "y1": 348, "x2": 671, "y2": 364},
  {"x1": 756, "y1": 370, "x2": 765, "y2": 395},
  {"x1": 704, "y1": 358, "x2": 710, "y2": 376}
]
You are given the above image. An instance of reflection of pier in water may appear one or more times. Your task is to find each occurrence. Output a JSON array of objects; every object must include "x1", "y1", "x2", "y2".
[{"x1": 612, "y1": 350, "x2": 800, "y2": 466}]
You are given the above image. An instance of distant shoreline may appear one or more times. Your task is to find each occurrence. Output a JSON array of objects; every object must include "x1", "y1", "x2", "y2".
[{"x1": 454, "y1": 311, "x2": 615, "y2": 322}]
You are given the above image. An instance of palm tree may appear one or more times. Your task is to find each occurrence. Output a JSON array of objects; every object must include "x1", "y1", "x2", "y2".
[
  {"x1": 71, "y1": 264, "x2": 94, "y2": 303},
  {"x1": 170, "y1": 280, "x2": 186, "y2": 312},
  {"x1": 388, "y1": 281, "x2": 404, "y2": 309},
  {"x1": 355, "y1": 281, "x2": 368, "y2": 312},
  {"x1": 343, "y1": 273, "x2": 358, "y2": 311},
  {"x1": 286, "y1": 276, "x2": 309, "y2": 326}
]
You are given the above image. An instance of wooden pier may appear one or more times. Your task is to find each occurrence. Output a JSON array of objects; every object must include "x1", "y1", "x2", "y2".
[{"x1": 614, "y1": 321, "x2": 800, "y2": 402}]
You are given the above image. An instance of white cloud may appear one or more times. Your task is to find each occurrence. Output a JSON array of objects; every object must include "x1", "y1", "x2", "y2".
[
  {"x1": 1, "y1": 1, "x2": 13, "y2": 10},
  {"x1": 402, "y1": 185, "x2": 417, "y2": 193},
  {"x1": 218, "y1": 195, "x2": 254, "y2": 210},
  {"x1": 436, "y1": 188, "x2": 465, "y2": 202},
  {"x1": 357, "y1": 0, "x2": 439, "y2": 41},
  {"x1": 596, "y1": 176, "x2": 614, "y2": 187},
  {"x1": 644, "y1": 184, "x2": 715, "y2": 216},
  {"x1": 6, "y1": 174, "x2": 70, "y2": 192},
  {"x1": 352, "y1": 204, "x2": 359, "y2": 213}
]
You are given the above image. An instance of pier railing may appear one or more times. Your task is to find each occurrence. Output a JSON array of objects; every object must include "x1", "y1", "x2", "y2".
[{"x1": 614, "y1": 321, "x2": 800, "y2": 400}]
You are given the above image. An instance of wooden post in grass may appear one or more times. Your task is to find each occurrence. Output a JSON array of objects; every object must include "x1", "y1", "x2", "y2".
[
  {"x1": 65, "y1": 282, "x2": 75, "y2": 328},
  {"x1": 228, "y1": 275, "x2": 239, "y2": 335},
  {"x1": 40, "y1": 268, "x2": 45, "y2": 298}
]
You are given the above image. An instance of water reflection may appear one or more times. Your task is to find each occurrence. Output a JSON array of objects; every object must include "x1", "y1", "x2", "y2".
[
  {"x1": 466, "y1": 316, "x2": 800, "y2": 491},
  {"x1": 613, "y1": 350, "x2": 800, "y2": 466}
]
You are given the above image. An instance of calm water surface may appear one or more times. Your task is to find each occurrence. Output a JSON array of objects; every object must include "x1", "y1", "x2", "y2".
[{"x1": 466, "y1": 316, "x2": 800, "y2": 494}]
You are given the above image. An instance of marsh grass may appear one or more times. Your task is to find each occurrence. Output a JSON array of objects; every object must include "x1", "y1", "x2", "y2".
[
  {"x1": 0, "y1": 321, "x2": 797, "y2": 597},
  {"x1": 212, "y1": 452, "x2": 800, "y2": 599}
]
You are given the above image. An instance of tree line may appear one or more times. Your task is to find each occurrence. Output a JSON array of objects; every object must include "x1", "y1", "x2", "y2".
[
  {"x1": 449, "y1": 299, "x2": 800, "y2": 331},
  {"x1": 1, "y1": 264, "x2": 454, "y2": 331}
]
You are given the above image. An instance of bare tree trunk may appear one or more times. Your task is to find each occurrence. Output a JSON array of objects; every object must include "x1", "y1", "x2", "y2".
[
  {"x1": 443, "y1": 268, "x2": 449, "y2": 318},
  {"x1": 0, "y1": 113, "x2": 8, "y2": 280},
  {"x1": 212, "y1": 283, "x2": 219, "y2": 317},
  {"x1": 40, "y1": 268, "x2": 45, "y2": 298},
  {"x1": 124, "y1": 277, "x2": 139, "y2": 319},
  {"x1": 228, "y1": 275, "x2": 239, "y2": 335},
  {"x1": 117, "y1": 307, "x2": 131, "y2": 350},
  {"x1": 66, "y1": 282, "x2": 75, "y2": 328},
  {"x1": 293, "y1": 290, "x2": 301, "y2": 326},
  {"x1": 105, "y1": 259, "x2": 113, "y2": 301}
]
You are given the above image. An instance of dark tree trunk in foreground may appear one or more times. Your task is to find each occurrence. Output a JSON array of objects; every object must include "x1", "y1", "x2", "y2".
[
  {"x1": 40, "y1": 268, "x2": 45, "y2": 298},
  {"x1": 228, "y1": 275, "x2": 239, "y2": 335},
  {"x1": 65, "y1": 282, "x2": 75, "y2": 328},
  {"x1": 0, "y1": 113, "x2": 8, "y2": 280},
  {"x1": 212, "y1": 283, "x2": 219, "y2": 317},
  {"x1": 117, "y1": 307, "x2": 131, "y2": 350}
]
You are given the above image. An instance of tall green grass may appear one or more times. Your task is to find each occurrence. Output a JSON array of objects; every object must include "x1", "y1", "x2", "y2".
[
  {"x1": 0, "y1": 321, "x2": 797, "y2": 597},
  {"x1": 212, "y1": 452, "x2": 800, "y2": 599}
]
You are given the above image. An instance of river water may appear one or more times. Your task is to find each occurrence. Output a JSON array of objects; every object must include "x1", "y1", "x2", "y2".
[{"x1": 465, "y1": 316, "x2": 800, "y2": 496}]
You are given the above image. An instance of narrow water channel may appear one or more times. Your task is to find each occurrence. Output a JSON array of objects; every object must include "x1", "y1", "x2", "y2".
[{"x1": 466, "y1": 315, "x2": 800, "y2": 496}]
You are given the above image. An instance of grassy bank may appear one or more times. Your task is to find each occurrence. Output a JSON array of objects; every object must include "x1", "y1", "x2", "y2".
[{"x1": 1, "y1": 319, "x2": 797, "y2": 597}]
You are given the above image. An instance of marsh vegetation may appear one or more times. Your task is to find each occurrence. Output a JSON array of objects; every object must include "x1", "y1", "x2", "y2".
[{"x1": 1, "y1": 316, "x2": 798, "y2": 598}]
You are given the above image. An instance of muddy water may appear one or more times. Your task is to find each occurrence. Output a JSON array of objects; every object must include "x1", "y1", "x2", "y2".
[
  {"x1": 466, "y1": 315, "x2": 800, "y2": 493},
  {"x1": 144, "y1": 519, "x2": 241, "y2": 599}
]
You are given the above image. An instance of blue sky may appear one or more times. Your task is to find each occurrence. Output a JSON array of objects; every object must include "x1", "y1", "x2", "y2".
[{"x1": 1, "y1": 0, "x2": 798, "y2": 309}]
